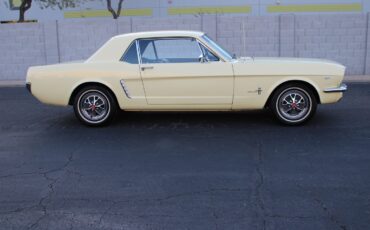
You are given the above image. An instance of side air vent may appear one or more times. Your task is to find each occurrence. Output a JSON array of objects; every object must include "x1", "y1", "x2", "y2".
[{"x1": 120, "y1": 80, "x2": 132, "y2": 99}]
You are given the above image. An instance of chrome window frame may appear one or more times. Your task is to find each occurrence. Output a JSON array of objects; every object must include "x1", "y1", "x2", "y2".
[
  {"x1": 197, "y1": 41, "x2": 220, "y2": 62},
  {"x1": 200, "y1": 35, "x2": 233, "y2": 61},
  {"x1": 136, "y1": 39, "x2": 142, "y2": 65},
  {"x1": 135, "y1": 36, "x2": 224, "y2": 65},
  {"x1": 120, "y1": 40, "x2": 140, "y2": 65}
]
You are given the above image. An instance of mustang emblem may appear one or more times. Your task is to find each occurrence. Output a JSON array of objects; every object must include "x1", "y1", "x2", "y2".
[{"x1": 248, "y1": 87, "x2": 262, "y2": 95}]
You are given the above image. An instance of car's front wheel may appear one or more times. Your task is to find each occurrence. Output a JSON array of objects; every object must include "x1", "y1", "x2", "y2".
[
  {"x1": 270, "y1": 83, "x2": 317, "y2": 125},
  {"x1": 73, "y1": 86, "x2": 117, "y2": 126}
]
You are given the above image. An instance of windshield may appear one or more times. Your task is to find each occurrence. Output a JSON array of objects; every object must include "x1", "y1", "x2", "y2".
[{"x1": 202, "y1": 35, "x2": 234, "y2": 61}]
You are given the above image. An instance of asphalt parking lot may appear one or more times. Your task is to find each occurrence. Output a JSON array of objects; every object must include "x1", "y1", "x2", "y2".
[{"x1": 0, "y1": 83, "x2": 369, "y2": 230}]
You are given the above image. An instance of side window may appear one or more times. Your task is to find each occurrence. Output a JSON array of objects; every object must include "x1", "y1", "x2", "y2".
[
  {"x1": 200, "y1": 43, "x2": 219, "y2": 62},
  {"x1": 121, "y1": 41, "x2": 138, "y2": 64},
  {"x1": 139, "y1": 38, "x2": 202, "y2": 64},
  {"x1": 139, "y1": 40, "x2": 157, "y2": 63}
]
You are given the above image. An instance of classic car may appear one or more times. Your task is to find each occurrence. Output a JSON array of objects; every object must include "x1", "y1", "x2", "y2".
[{"x1": 26, "y1": 30, "x2": 347, "y2": 126}]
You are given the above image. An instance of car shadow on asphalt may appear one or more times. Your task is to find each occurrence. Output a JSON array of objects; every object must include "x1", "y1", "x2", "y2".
[
  {"x1": 112, "y1": 110, "x2": 278, "y2": 129},
  {"x1": 54, "y1": 108, "x2": 338, "y2": 131}
]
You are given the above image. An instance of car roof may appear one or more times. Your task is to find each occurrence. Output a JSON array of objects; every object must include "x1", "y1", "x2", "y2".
[{"x1": 113, "y1": 30, "x2": 205, "y2": 40}]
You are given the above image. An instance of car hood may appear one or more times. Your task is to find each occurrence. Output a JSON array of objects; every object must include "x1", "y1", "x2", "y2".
[{"x1": 233, "y1": 57, "x2": 346, "y2": 77}]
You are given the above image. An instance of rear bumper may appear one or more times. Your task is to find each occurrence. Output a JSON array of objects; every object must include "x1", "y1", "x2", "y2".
[
  {"x1": 323, "y1": 83, "x2": 347, "y2": 93},
  {"x1": 26, "y1": 82, "x2": 31, "y2": 93}
]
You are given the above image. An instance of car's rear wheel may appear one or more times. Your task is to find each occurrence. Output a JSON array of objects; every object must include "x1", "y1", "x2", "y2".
[
  {"x1": 270, "y1": 83, "x2": 317, "y2": 125},
  {"x1": 73, "y1": 86, "x2": 117, "y2": 126}
]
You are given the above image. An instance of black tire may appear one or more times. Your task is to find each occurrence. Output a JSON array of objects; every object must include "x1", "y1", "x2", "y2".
[
  {"x1": 73, "y1": 85, "x2": 117, "y2": 127},
  {"x1": 270, "y1": 83, "x2": 317, "y2": 126}
]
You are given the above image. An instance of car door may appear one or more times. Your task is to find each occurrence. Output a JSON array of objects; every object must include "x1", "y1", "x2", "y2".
[{"x1": 138, "y1": 37, "x2": 234, "y2": 106}]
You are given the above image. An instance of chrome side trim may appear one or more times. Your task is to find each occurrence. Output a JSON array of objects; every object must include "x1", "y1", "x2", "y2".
[
  {"x1": 136, "y1": 40, "x2": 142, "y2": 65},
  {"x1": 120, "y1": 80, "x2": 132, "y2": 99},
  {"x1": 323, "y1": 83, "x2": 348, "y2": 93}
]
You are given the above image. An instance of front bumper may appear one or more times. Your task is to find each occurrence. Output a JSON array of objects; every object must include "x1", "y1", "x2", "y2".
[{"x1": 323, "y1": 83, "x2": 347, "y2": 93}]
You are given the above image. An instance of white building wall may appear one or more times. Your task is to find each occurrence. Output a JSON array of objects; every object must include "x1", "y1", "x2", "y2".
[
  {"x1": 0, "y1": 23, "x2": 46, "y2": 80},
  {"x1": 0, "y1": 0, "x2": 369, "y2": 21},
  {"x1": 57, "y1": 19, "x2": 119, "y2": 62},
  {"x1": 294, "y1": 14, "x2": 368, "y2": 74},
  {"x1": 0, "y1": 14, "x2": 369, "y2": 80}
]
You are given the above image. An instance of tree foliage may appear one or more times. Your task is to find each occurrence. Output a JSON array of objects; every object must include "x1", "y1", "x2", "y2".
[
  {"x1": 16, "y1": 0, "x2": 125, "y2": 22},
  {"x1": 18, "y1": 0, "x2": 91, "y2": 22},
  {"x1": 105, "y1": 0, "x2": 124, "y2": 19},
  {"x1": 37, "y1": 0, "x2": 90, "y2": 9}
]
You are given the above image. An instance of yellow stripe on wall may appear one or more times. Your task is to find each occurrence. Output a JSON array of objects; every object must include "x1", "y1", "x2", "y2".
[
  {"x1": 64, "y1": 8, "x2": 152, "y2": 18},
  {"x1": 268, "y1": 3, "x2": 362, "y2": 13},
  {"x1": 168, "y1": 6, "x2": 251, "y2": 15},
  {"x1": 9, "y1": 0, "x2": 22, "y2": 9},
  {"x1": 12, "y1": 0, "x2": 22, "y2": 7}
]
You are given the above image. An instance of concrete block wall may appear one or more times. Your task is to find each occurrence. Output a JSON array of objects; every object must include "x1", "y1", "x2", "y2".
[
  {"x1": 294, "y1": 14, "x2": 368, "y2": 75},
  {"x1": 43, "y1": 22, "x2": 59, "y2": 64},
  {"x1": 365, "y1": 13, "x2": 370, "y2": 74},
  {"x1": 218, "y1": 16, "x2": 279, "y2": 57},
  {"x1": 216, "y1": 16, "x2": 244, "y2": 57},
  {"x1": 201, "y1": 15, "x2": 217, "y2": 40},
  {"x1": 0, "y1": 23, "x2": 46, "y2": 80},
  {"x1": 57, "y1": 19, "x2": 119, "y2": 62},
  {"x1": 279, "y1": 15, "x2": 295, "y2": 57},
  {"x1": 131, "y1": 17, "x2": 201, "y2": 32},
  {"x1": 0, "y1": 14, "x2": 370, "y2": 80},
  {"x1": 117, "y1": 18, "x2": 132, "y2": 35}
]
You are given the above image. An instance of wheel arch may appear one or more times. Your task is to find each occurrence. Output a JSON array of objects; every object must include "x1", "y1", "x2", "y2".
[
  {"x1": 264, "y1": 80, "x2": 321, "y2": 108},
  {"x1": 68, "y1": 82, "x2": 119, "y2": 107}
]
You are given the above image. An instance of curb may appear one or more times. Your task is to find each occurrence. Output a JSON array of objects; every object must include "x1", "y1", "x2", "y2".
[
  {"x1": 343, "y1": 76, "x2": 370, "y2": 83},
  {"x1": 0, "y1": 81, "x2": 25, "y2": 87}
]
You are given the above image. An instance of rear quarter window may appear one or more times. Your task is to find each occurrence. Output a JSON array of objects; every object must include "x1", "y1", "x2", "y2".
[{"x1": 121, "y1": 42, "x2": 138, "y2": 64}]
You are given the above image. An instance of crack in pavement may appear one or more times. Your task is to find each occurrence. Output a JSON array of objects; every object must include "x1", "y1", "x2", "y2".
[
  {"x1": 212, "y1": 210, "x2": 219, "y2": 230},
  {"x1": 0, "y1": 152, "x2": 75, "y2": 180},
  {"x1": 296, "y1": 183, "x2": 348, "y2": 230},
  {"x1": 67, "y1": 211, "x2": 76, "y2": 230},
  {"x1": 265, "y1": 214, "x2": 320, "y2": 220},
  {"x1": 1, "y1": 150, "x2": 78, "y2": 222},
  {"x1": 154, "y1": 188, "x2": 248, "y2": 203},
  {"x1": 255, "y1": 142, "x2": 266, "y2": 230},
  {"x1": 97, "y1": 201, "x2": 116, "y2": 226},
  {"x1": 313, "y1": 197, "x2": 348, "y2": 230},
  {"x1": 1, "y1": 145, "x2": 274, "y2": 230},
  {"x1": 25, "y1": 149, "x2": 77, "y2": 230},
  {"x1": 93, "y1": 187, "x2": 247, "y2": 227}
]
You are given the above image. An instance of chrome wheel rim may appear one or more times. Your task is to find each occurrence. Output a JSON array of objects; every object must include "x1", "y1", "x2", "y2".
[
  {"x1": 277, "y1": 88, "x2": 311, "y2": 122},
  {"x1": 78, "y1": 90, "x2": 110, "y2": 123}
]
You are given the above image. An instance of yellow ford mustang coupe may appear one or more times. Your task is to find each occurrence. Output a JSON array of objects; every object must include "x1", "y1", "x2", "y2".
[{"x1": 26, "y1": 31, "x2": 347, "y2": 126}]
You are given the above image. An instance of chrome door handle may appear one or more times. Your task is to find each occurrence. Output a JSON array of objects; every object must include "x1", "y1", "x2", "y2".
[{"x1": 141, "y1": 66, "x2": 154, "y2": 71}]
